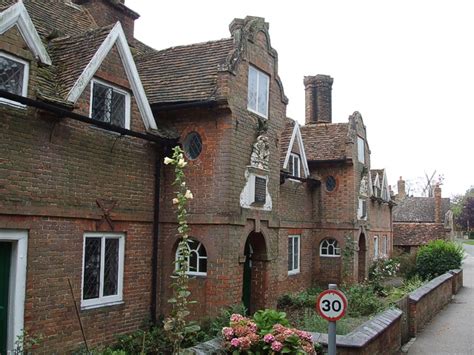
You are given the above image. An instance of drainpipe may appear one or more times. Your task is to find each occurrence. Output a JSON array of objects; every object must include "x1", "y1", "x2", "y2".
[{"x1": 151, "y1": 148, "x2": 162, "y2": 324}]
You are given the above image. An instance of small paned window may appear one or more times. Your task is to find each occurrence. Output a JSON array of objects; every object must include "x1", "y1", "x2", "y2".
[
  {"x1": 247, "y1": 66, "x2": 269, "y2": 118},
  {"x1": 0, "y1": 52, "x2": 29, "y2": 106},
  {"x1": 82, "y1": 233, "x2": 124, "y2": 309},
  {"x1": 288, "y1": 153, "x2": 301, "y2": 178},
  {"x1": 358, "y1": 198, "x2": 367, "y2": 220},
  {"x1": 91, "y1": 80, "x2": 130, "y2": 128},
  {"x1": 325, "y1": 176, "x2": 337, "y2": 192},
  {"x1": 357, "y1": 136, "x2": 365, "y2": 164},
  {"x1": 288, "y1": 235, "x2": 300, "y2": 275},
  {"x1": 382, "y1": 235, "x2": 387, "y2": 256},
  {"x1": 176, "y1": 239, "x2": 207, "y2": 276},
  {"x1": 183, "y1": 132, "x2": 202, "y2": 160},
  {"x1": 320, "y1": 239, "x2": 341, "y2": 257},
  {"x1": 374, "y1": 236, "x2": 379, "y2": 259}
]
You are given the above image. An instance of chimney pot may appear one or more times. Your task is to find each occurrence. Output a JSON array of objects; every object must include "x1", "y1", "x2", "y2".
[{"x1": 304, "y1": 74, "x2": 333, "y2": 125}]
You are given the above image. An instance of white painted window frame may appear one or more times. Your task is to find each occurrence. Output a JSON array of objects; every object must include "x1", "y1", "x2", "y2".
[
  {"x1": 374, "y1": 236, "x2": 379, "y2": 259},
  {"x1": 0, "y1": 229, "x2": 28, "y2": 353},
  {"x1": 357, "y1": 136, "x2": 365, "y2": 164},
  {"x1": 289, "y1": 153, "x2": 301, "y2": 178},
  {"x1": 247, "y1": 65, "x2": 269, "y2": 118},
  {"x1": 320, "y1": 238, "x2": 341, "y2": 257},
  {"x1": 0, "y1": 51, "x2": 29, "y2": 108},
  {"x1": 89, "y1": 78, "x2": 131, "y2": 129},
  {"x1": 358, "y1": 198, "x2": 367, "y2": 220},
  {"x1": 175, "y1": 239, "x2": 207, "y2": 277},
  {"x1": 382, "y1": 235, "x2": 387, "y2": 256},
  {"x1": 288, "y1": 235, "x2": 300, "y2": 275},
  {"x1": 81, "y1": 232, "x2": 125, "y2": 309}
]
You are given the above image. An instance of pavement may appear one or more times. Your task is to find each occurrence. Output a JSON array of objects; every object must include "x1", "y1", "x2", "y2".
[{"x1": 407, "y1": 242, "x2": 474, "y2": 355}]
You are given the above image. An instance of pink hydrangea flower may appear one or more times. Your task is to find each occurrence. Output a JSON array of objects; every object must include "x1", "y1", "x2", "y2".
[
  {"x1": 222, "y1": 327, "x2": 234, "y2": 340},
  {"x1": 230, "y1": 338, "x2": 241, "y2": 348},
  {"x1": 271, "y1": 340, "x2": 283, "y2": 352},
  {"x1": 230, "y1": 314, "x2": 244, "y2": 322},
  {"x1": 239, "y1": 336, "x2": 251, "y2": 350},
  {"x1": 263, "y1": 333, "x2": 275, "y2": 343}
]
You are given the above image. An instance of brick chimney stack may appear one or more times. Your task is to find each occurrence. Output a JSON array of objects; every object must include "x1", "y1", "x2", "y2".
[
  {"x1": 304, "y1": 75, "x2": 333, "y2": 125},
  {"x1": 434, "y1": 184, "x2": 442, "y2": 223},
  {"x1": 73, "y1": 0, "x2": 139, "y2": 40},
  {"x1": 397, "y1": 176, "x2": 406, "y2": 199}
]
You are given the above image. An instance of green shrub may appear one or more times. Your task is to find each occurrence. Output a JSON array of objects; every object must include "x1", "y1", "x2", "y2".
[
  {"x1": 298, "y1": 309, "x2": 351, "y2": 335},
  {"x1": 396, "y1": 251, "x2": 418, "y2": 279},
  {"x1": 253, "y1": 309, "x2": 289, "y2": 335},
  {"x1": 342, "y1": 283, "x2": 384, "y2": 317},
  {"x1": 469, "y1": 232, "x2": 474, "y2": 240},
  {"x1": 277, "y1": 287, "x2": 323, "y2": 309},
  {"x1": 416, "y1": 240, "x2": 464, "y2": 280}
]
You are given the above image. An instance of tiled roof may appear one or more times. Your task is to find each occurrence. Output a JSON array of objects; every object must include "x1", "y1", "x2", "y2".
[
  {"x1": 136, "y1": 38, "x2": 234, "y2": 105},
  {"x1": 393, "y1": 197, "x2": 451, "y2": 222},
  {"x1": 300, "y1": 123, "x2": 349, "y2": 161},
  {"x1": 280, "y1": 118, "x2": 296, "y2": 168}
]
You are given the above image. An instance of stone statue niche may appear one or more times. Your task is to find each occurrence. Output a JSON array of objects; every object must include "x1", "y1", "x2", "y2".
[{"x1": 250, "y1": 134, "x2": 270, "y2": 171}]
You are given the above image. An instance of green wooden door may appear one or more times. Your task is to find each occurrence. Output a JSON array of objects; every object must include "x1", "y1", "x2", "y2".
[{"x1": 0, "y1": 242, "x2": 11, "y2": 355}]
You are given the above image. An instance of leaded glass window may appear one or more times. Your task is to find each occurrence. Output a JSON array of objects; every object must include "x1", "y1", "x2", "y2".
[
  {"x1": 320, "y1": 239, "x2": 341, "y2": 257},
  {"x1": 288, "y1": 153, "x2": 301, "y2": 178},
  {"x1": 183, "y1": 132, "x2": 202, "y2": 160},
  {"x1": 0, "y1": 52, "x2": 28, "y2": 106},
  {"x1": 288, "y1": 235, "x2": 300, "y2": 274},
  {"x1": 176, "y1": 239, "x2": 207, "y2": 276},
  {"x1": 247, "y1": 66, "x2": 269, "y2": 118},
  {"x1": 82, "y1": 233, "x2": 124, "y2": 308},
  {"x1": 91, "y1": 80, "x2": 130, "y2": 128}
]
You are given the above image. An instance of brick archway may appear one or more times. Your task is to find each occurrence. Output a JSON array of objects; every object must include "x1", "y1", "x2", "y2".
[
  {"x1": 242, "y1": 231, "x2": 268, "y2": 315},
  {"x1": 358, "y1": 233, "x2": 367, "y2": 283}
]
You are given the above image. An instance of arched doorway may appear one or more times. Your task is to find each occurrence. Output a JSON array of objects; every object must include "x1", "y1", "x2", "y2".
[
  {"x1": 242, "y1": 231, "x2": 267, "y2": 315},
  {"x1": 358, "y1": 233, "x2": 367, "y2": 283}
]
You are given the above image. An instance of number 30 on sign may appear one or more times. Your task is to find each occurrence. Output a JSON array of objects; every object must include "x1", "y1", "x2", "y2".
[{"x1": 316, "y1": 289, "x2": 348, "y2": 321}]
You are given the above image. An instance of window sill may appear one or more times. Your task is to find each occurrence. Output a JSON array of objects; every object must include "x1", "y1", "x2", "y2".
[
  {"x1": 288, "y1": 270, "x2": 300, "y2": 276},
  {"x1": 81, "y1": 300, "x2": 124, "y2": 311},
  {"x1": 0, "y1": 98, "x2": 27, "y2": 109},
  {"x1": 247, "y1": 107, "x2": 268, "y2": 120},
  {"x1": 320, "y1": 255, "x2": 341, "y2": 258}
]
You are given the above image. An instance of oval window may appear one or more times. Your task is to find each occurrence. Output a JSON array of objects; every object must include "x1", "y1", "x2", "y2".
[
  {"x1": 183, "y1": 132, "x2": 202, "y2": 160},
  {"x1": 326, "y1": 176, "x2": 337, "y2": 192}
]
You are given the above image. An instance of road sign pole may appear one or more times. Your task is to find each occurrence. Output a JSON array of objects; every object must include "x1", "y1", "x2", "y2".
[{"x1": 328, "y1": 284, "x2": 337, "y2": 355}]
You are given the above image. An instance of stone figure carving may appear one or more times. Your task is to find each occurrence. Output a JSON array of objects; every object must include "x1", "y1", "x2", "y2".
[
  {"x1": 360, "y1": 175, "x2": 369, "y2": 196},
  {"x1": 250, "y1": 135, "x2": 270, "y2": 170}
]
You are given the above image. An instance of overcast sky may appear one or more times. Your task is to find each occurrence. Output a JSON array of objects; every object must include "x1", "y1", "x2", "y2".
[{"x1": 127, "y1": 0, "x2": 473, "y2": 198}]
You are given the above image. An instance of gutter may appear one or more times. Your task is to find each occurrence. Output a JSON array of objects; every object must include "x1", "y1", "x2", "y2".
[
  {"x1": 307, "y1": 157, "x2": 353, "y2": 165},
  {"x1": 0, "y1": 90, "x2": 177, "y2": 324},
  {"x1": 151, "y1": 99, "x2": 228, "y2": 112}
]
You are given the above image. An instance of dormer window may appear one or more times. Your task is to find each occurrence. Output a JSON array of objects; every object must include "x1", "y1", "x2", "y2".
[
  {"x1": 288, "y1": 153, "x2": 301, "y2": 178},
  {"x1": 91, "y1": 79, "x2": 130, "y2": 129},
  {"x1": 247, "y1": 66, "x2": 269, "y2": 118},
  {"x1": 0, "y1": 52, "x2": 29, "y2": 107}
]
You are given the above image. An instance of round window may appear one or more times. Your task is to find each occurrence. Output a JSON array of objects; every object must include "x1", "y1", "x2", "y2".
[
  {"x1": 183, "y1": 132, "x2": 202, "y2": 160},
  {"x1": 326, "y1": 176, "x2": 337, "y2": 192}
]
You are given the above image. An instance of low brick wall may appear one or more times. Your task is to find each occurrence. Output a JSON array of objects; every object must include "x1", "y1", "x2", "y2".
[
  {"x1": 450, "y1": 269, "x2": 463, "y2": 294},
  {"x1": 408, "y1": 273, "x2": 453, "y2": 337},
  {"x1": 311, "y1": 309, "x2": 402, "y2": 355}
]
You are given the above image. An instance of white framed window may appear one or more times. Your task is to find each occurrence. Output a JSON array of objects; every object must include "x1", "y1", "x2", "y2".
[
  {"x1": 81, "y1": 233, "x2": 125, "y2": 309},
  {"x1": 374, "y1": 236, "x2": 379, "y2": 259},
  {"x1": 382, "y1": 235, "x2": 387, "y2": 256},
  {"x1": 175, "y1": 239, "x2": 207, "y2": 276},
  {"x1": 247, "y1": 65, "x2": 269, "y2": 118},
  {"x1": 0, "y1": 52, "x2": 29, "y2": 107},
  {"x1": 357, "y1": 136, "x2": 365, "y2": 164},
  {"x1": 358, "y1": 198, "x2": 367, "y2": 220},
  {"x1": 288, "y1": 153, "x2": 301, "y2": 178},
  {"x1": 288, "y1": 235, "x2": 300, "y2": 275},
  {"x1": 90, "y1": 79, "x2": 131, "y2": 129},
  {"x1": 320, "y1": 239, "x2": 341, "y2": 257}
]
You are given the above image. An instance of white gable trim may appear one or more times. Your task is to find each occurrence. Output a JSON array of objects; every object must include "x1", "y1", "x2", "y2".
[
  {"x1": 0, "y1": 1, "x2": 51, "y2": 65},
  {"x1": 283, "y1": 123, "x2": 310, "y2": 177},
  {"x1": 67, "y1": 22, "x2": 157, "y2": 131}
]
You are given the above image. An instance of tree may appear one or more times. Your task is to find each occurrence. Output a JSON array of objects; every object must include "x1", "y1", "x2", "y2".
[{"x1": 457, "y1": 196, "x2": 474, "y2": 232}]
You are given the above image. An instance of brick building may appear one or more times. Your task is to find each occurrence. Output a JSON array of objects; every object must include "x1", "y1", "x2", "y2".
[
  {"x1": 393, "y1": 177, "x2": 452, "y2": 253},
  {"x1": 0, "y1": 0, "x2": 394, "y2": 352}
]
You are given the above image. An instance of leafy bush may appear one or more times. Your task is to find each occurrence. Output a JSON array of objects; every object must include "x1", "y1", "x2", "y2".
[
  {"x1": 395, "y1": 251, "x2": 418, "y2": 280},
  {"x1": 342, "y1": 283, "x2": 384, "y2": 317},
  {"x1": 386, "y1": 275, "x2": 425, "y2": 304},
  {"x1": 469, "y1": 232, "x2": 474, "y2": 240},
  {"x1": 369, "y1": 258, "x2": 400, "y2": 295},
  {"x1": 415, "y1": 240, "x2": 464, "y2": 280},
  {"x1": 277, "y1": 287, "x2": 323, "y2": 309},
  {"x1": 298, "y1": 309, "x2": 351, "y2": 335},
  {"x1": 253, "y1": 309, "x2": 289, "y2": 335}
]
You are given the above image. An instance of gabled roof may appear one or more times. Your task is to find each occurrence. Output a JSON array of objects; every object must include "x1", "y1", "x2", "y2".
[
  {"x1": 393, "y1": 197, "x2": 450, "y2": 222},
  {"x1": 281, "y1": 118, "x2": 309, "y2": 177},
  {"x1": 0, "y1": 0, "x2": 51, "y2": 64},
  {"x1": 371, "y1": 169, "x2": 384, "y2": 185},
  {"x1": 300, "y1": 123, "x2": 349, "y2": 161},
  {"x1": 136, "y1": 39, "x2": 234, "y2": 106}
]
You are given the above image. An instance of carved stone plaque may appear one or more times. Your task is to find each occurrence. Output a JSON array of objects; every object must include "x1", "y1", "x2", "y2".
[{"x1": 254, "y1": 176, "x2": 266, "y2": 204}]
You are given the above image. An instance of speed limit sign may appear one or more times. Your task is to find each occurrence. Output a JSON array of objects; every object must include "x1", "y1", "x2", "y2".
[{"x1": 316, "y1": 289, "x2": 347, "y2": 321}]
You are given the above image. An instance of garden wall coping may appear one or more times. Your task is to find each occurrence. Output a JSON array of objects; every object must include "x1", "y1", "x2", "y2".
[
  {"x1": 309, "y1": 308, "x2": 402, "y2": 348},
  {"x1": 409, "y1": 273, "x2": 453, "y2": 303},
  {"x1": 449, "y1": 269, "x2": 462, "y2": 276}
]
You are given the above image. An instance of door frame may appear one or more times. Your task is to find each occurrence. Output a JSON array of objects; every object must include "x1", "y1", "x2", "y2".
[{"x1": 0, "y1": 230, "x2": 28, "y2": 352}]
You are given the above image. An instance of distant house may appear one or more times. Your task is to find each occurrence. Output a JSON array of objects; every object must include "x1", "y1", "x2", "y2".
[{"x1": 393, "y1": 177, "x2": 453, "y2": 253}]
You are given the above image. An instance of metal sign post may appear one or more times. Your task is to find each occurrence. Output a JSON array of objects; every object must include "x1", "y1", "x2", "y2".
[{"x1": 316, "y1": 284, "x2": 348, "y2": 355}]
